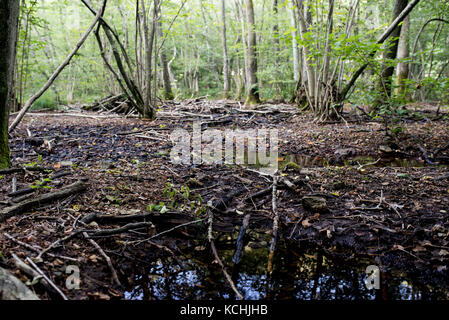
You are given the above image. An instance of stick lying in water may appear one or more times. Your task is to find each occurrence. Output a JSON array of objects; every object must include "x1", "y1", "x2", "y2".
[
  {"x1": 267, "y1": 176, "x2": 279, "y2": 275},
  {"x1": 208, "y1": 208, "x2": 244, "y2": 300}
]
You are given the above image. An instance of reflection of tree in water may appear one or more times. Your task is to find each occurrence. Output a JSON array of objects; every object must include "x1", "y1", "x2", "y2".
[{"x1": 124, "y1": 238, "x2": 449, "y2": 300}]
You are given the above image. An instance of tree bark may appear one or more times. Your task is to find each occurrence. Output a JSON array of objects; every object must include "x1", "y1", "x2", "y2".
[
  {"x1": 376, "y1": 0, "x2": 409, "y2": 105},
  {"x1": 244, "y1": 0, "x2": 260, "y2": 107},
  {"x1": 221, "y1": 0, "x2": 231, "y2": 98},
  {"x1": 339, "y1": 0, "x2": 421, "y2": 103},
  {"x1": 157, "y1": 19, "x2": 174, "y2": 100},
  {"x1": 289, "y1": 0, "x2": 300, "y2": 82},
  {"x1": 0, "y1": 0, "x2": 20, "y2": 169},
  {"x1": 142, "y1": 0, "x2": 158, "y2": 119},
  {"x1": 295, "y1": 0, "x2": 316, "y2": 105},
  {"x1": 395, "y1": 14, "x2": 410, "y2": 97}
]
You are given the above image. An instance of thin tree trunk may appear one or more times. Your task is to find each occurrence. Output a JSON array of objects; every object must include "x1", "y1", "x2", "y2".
[
  {"x1": 289, "y1": 0, "x2": 300, "y2": 82},
  {"x1": 339, "y1": 0, "x2": 421, "y2": 103},
  {"x1": 142, "y1": 0, "x2": 158, "y2": 119},
  {"x1": 376, "y1": 0, "x2": 409, "y2": 106},
  {"x1": 0, "y1": 0, "x2": 20, "y2": 169},
  {"x1": 235, "y1": 0, "x2": 248, "y2": 93},
  {"x1": 221, "y1": 0, "x2": 231, "y2": 98},
  {"x1": 157, "y1": 19, "x2": 173, "y2": 100},
  {"x1": 244, "y1": 0, "x2": 260, "y2": 107},
  {"x1": 395, "y1": 15, "x2": 410, "y2": 97},
  {"x1": 295, "y1": 0, "x2": 316, "y2": 106}
]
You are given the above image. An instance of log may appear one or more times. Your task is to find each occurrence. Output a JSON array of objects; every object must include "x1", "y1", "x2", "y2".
[
  {"x1": 0, "y1": 166, "x2": 51, "y2": 175},
  {"x1": 0, "y1": 181, "x2": 87, "y2": 222}
]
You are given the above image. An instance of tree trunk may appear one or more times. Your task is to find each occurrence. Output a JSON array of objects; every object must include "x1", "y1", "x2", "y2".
[
  {"x1": 221, "y1": 0, "x2": 231, "y2": 98},
  {"x1": 272, "y1": 0, "x2": 279, "y2": 57},
  {"x1": 376, "y1": 0, "x2": 409, "y2": 106},
  {"x1": 295, "y1": 0, "x2": 316, "y2": 104},
  {"x1": 0, "y1": 0, "x2": 20, "y2": 169},
  {"x1": 244, "y1": 0, "x2": 260, "y2": 107},
  {"x1": 395, "y1": 14, "x2": 410, "y2": 97},
  {"x1": 339, "y1": 0, "x2": 421, "y2": 103},
  {"x1": 157, "y1": 20, "x2": 174, "y2": 100},
  {"x1": 289, "y1": 0, "x2": 300, "y2": 82},
  {"x1": 142, "y1": 0, "x2": 158, "y2": 119}
]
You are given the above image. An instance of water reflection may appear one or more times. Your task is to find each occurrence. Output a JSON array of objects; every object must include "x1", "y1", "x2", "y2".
[{"x1": 124, "y1": 241, "x2": 449, "y2": 300}]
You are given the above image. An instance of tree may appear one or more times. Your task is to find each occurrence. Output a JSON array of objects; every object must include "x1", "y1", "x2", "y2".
[
  {"x1": 9, "y1": 0, "x2": 107, "y2": 132},
  {"x1": 142, "y1": 0, "x2": 159, "y2": 119},
  {"x1": 157, "y1": 18, "x2": 174, "y2": 100},
  {"x1": 221, "y1": 0, "x2": 231, "y2": 98},
  {"x1": 289, "y1": 0, "x2": 300, "y2": 82},
  {"x1": 395, "y1": 15, "x2": 410, "y2": 97},
  {"x1": 375, "y1": 0, "x2": 409, "y2": 108},
  {"x1": 244, "y1": 0, "x2": 260, "y2": 107},
  {"x1": 0, "y1": 0, "x2": 20, "y2": 169}
]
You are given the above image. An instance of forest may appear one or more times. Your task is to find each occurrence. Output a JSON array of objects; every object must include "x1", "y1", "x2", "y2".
[{"x1": 0, "y1": 0, "x2": 449, "y2": 304}]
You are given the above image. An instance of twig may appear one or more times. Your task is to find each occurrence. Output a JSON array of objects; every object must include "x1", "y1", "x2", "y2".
[
  {"x1": 36, "y1": 231, "x2": 83, "y2": 261},
  {"x1": 4, "y1": 232, "x2": 78, "y2": 262},
  {"x1": 83, "y1": 232, "x2": 121, "y2": 286},
  {"x1": 356, "y1": 158, "x2": 381, "y2": 170},
  {"x1": 132, "y1": 218, "x2": 206, "y2": 245},
  {"x1": 207, "y1": 207, "x2": 243, "y2": 300},
  {"x1": 87, "y1": 221, "x2": 154, "y2": 237},
  {"x1": 267, "y1": 176, "x2": 279, "y2": 275},
  {"x1": 25, "y1": 257, "x2": 68, "y2": 300},
  {"x1": 11, "y1": 254, "x2": 57, "y2": 296}
]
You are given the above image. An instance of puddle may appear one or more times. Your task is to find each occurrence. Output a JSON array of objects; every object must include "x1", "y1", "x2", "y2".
[{"x1": 124, "y1": 236, "x2": 449, "y2": 300}]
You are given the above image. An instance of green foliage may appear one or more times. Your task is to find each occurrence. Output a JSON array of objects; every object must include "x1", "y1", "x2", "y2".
[
  {"x1": 14, "y1": 0, "x2": 449, "y2": 108},
  {"x1": 30, "y1": 178, "x2": 52, "y2": 190},
  {"x1": 146, "y1": 182, "x2": 206, "y2": 215}
]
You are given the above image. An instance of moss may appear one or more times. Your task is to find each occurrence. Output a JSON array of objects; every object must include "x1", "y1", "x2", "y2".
[
  {"x1": 164, "y1": 91, "x2": 174, "y2": 101},
  {"x1": 283, "y1": 161, "x2": 302, "y2": 172},
  {"x1": 0, "y1": 126, "x2": 11, "y2": 170},
  {"x1": 245, "y1": 92, "x2": 260, "y2": 106},
  {"x1": 245, "y1": 84, "x2": 261, "y2": 107}
]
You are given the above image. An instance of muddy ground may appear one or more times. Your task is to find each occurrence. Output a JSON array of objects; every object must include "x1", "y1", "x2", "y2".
[{"x1": 1, "y1": 100, "x2": 448, "y2": 300}]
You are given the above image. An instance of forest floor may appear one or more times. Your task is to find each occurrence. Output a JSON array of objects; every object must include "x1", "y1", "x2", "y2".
[{"x1": 1, "y1": 99, "x2": 449, "y2": 300}]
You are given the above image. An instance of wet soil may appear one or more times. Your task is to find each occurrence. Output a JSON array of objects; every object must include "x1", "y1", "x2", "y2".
[{"x1": 1, "y1": 100, "x2": 448, "y2": 300}]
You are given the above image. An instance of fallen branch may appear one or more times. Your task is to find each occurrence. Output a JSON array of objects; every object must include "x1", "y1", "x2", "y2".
[
  {"x1": 232, "y1": 214, "x2": 251, "y2": 265},
  {"x1": 418, "y1": 145, "x2": 436, "y2": 165},
  {"x1": 208, "y1": 209, "x2": 243, "y2": 300},
  {"x1": 4, "y1": 232, "x2": 77, "y2": 262},
  {"x1": 8, "y1": 171, "x2": 71, "y2": 198},
  {"x1": 0, "y1": 166, "x2": 51, "y2": 175},
  {"x1": 133, "y1": 218, "x2": 206, "y2": 245},
  {"x1": 87, "y1": 221, "x2": 155, "y2": 237},
  {"x1": 11, "y1": 254, "x2": 58, "y2": 296},
  {"x1": 25, "y1": 257, "x2": 68, "y2": 300},
  {"x1": 83, "y1": 232, "x2": 121, "y2": 286},
  {"x1": 436, "y1": 173, "x2": 449, "y2": 181},
  {"x1": 0, "y1": 181, "x2": 87, "y2": 223},
  {"x1": 267, "y1": 176, "x2": 279, "y2": 275}
]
